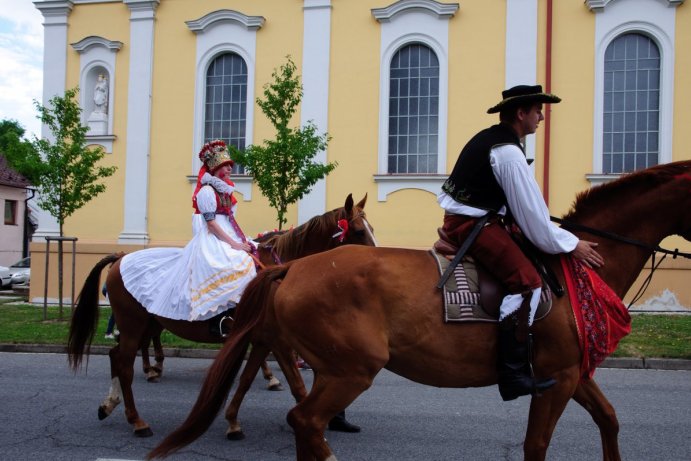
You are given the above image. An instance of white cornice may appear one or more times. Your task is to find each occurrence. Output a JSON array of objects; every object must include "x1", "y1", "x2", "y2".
[
  {"x1": 372, "y1": 0, "x2": 459, "y2": 23},
  {"x1": 186, "y1": 10, "x2": 265, "y2": 33},
  {"x1": 585, "y1": 0, "x2": 684, "y2": 12},
  {"x1": 33, "y1": 0, "x2": 74, "y2": 22},
  {"x1": 70, "y1": 36, "x2": 123, "y2": 53},
  {"x1": 123, "y1": 0, "x2": 159, "y2": 20}
]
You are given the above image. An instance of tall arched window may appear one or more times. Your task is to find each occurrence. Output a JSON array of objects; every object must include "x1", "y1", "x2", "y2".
[
  {"x1": 204, "y1": 52, "x2": 248, "y2": 174},
  {"x1": 603, "y1": 33, "x2": 660, "y2": 173},
  {"x1": 388, "y1": 43, "x2": 439, "y2": 174}
]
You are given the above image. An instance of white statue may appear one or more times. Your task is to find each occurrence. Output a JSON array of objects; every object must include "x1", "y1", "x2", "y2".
[
  {"x1": 88, "y1": 74, "x2": 109, "y2": 135},
  {"x1": 92, "y1": 74, "x2": 108, "y2": 115}
]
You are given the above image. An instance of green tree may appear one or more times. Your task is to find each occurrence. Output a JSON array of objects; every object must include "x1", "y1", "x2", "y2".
[
  {"x1": 2, "y1": 88, "x2": 117, "y2": 236},
  {"x1": 230, "y1": 57, "x2": 336, "y2": 229}
]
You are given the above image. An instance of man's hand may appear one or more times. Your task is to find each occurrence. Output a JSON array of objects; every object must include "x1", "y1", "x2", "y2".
[{"x1": 572, "y1": 240, "x2": 604, "y2": 268}]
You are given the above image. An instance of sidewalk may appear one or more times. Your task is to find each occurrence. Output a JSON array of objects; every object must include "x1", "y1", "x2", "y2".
[{"x1": 1, "y1": 343, "x2": 689, "y2": 371}]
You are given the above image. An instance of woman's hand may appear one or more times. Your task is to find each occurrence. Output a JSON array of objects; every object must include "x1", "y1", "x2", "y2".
[
  {"x1": 230, "y1": 240, "x2": 252, "y2": 252},
  {"x1": 572, "y1": 240, "x2": 604, "y2": 269}
]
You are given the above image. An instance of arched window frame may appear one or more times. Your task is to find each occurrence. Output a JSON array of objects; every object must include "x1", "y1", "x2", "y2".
[
  {"x1": 186, "y1": 10, "x2": 264, "y2": 200},
  {"x1": 588, "y1": 0, "x2": 678, "y2": 186},
  {"x1": 372, "y1": 0, "x2": 458, "y2": 202}
]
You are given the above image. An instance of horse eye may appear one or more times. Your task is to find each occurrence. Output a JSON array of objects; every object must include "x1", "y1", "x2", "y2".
[{"x1": 354, "y1": 229, "x2": 365, "y2": 237}]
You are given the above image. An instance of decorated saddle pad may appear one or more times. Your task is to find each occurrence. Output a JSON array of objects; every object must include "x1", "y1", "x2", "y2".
[{"x1": 429, "y1": 250, "x2": 552, "y2": 323}]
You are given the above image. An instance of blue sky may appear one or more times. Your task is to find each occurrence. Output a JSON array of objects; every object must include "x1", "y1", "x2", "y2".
[{"x1": 0, "y1": 0, "x2": 44, "y2": 138}]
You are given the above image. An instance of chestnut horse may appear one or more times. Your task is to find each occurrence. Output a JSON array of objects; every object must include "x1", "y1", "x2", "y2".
[
  {"x1": 150, "y1": 161, "x2": 691, "y2": 461},
  {"x1": 67, "y1": 194, "x2": 375, "y2": 437}
]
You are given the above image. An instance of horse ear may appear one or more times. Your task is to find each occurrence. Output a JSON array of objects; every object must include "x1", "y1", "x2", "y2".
[
  {"x1": 356, "y1": 193, "x2": 367, "y2": 210},
  {"x1": 344, "y1": 193, "x2": 354, "y2": 214}
]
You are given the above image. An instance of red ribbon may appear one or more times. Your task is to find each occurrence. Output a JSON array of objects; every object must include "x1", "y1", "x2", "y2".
[{"x1": 333, "y1": 219, "x2": 349, "y2": 242}]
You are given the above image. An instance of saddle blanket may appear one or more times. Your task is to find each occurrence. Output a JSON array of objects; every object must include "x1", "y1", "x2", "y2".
[{"x1": 430, "y1": 250, "x2": 551, "y2": 323}]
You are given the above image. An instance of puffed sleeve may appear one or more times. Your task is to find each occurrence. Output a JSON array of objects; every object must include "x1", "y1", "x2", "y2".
[{"x1": 196, "y1": 186, "x2": 217, "y2": 218}]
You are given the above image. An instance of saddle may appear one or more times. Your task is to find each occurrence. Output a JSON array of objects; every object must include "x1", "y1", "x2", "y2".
[{"x1": 432, "y1": 228, "x2": 553, "y2": 323}]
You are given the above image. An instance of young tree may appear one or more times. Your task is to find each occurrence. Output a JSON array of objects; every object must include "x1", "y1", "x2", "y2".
[
  {"x1": 2, "y1": 88, "x2": 117, "y2": 236},
  {"x1": 230, "y1": 57, "x2": 336, "y2": 229}
]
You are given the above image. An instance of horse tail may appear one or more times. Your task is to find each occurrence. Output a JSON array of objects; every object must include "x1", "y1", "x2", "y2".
[
  {"x1": 67, "y1": 253, "x2": 124, "y2": 371},
  {"x1": 148, "y1": 264, "x2": 290, "y2": 460}
]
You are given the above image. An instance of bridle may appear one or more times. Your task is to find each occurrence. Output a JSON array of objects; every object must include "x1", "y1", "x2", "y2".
[{"x1": 551, "y1": 216, "x2": 691, "y2": 308}]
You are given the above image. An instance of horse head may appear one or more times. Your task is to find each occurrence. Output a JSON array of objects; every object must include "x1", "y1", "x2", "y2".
[{"x1": 339, "y1": 193, "x2": 377, "y2": 247}]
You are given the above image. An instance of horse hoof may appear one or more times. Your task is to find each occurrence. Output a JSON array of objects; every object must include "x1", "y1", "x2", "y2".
[
  {"x1": 98, "y1": 406, "x2": 109, "y2": 420},
  {"x1": 268, "y1": 383, "x2": 283, "y2": 391},
  {"x1": 134, "y1": 427, "x2": 154, "y2": 438},
  {"x1": 227, "y1": 430, "x2": 245, "y2": 441},
  {"x1": 146, "y1": 375, "x2": 160, "y2": 383}
]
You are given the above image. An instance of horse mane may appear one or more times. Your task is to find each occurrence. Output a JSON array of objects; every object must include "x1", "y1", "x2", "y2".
[
  {"x1": 562, "y1": 161, "x2": 688, "y2": 222},
  {"x1": 258, "y1": 208, "x2": 343, "y2": 261}
]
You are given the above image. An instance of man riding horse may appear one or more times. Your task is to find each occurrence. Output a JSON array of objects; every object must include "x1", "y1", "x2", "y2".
[{"x1": 437, "y1": 85, "x2": 605, "y2": 401}]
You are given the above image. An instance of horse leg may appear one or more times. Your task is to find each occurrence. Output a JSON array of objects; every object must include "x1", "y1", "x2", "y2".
[
  {"x1": 261, "y1": 358, "x2": 283, "y2": 391},
  {"x1": 572, "y1": 378, "x2": 621, "y2": 461},
  {"x1": 114, "y1": 336, "x2": 154, "y2": 437},
  {"x1": 287, "y1": 373, "x2": 374, "y2": 461},
  {"x1": 98, "y1": 346, "x2": 123, "y2": 420},
  {"x1": 143, "y1": 324, "x2": 165, "y2": 382},
  {"x1": 224, "y1": 345, "x2": 270, "y2": 440},
  {"x1": 523, "y1": 368, "x2": 581, "y2": 461}
]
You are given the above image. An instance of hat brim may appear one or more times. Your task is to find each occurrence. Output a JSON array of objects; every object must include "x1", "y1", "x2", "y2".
[{"x1": 487, "y1": 93, "x2": 561, "y2": 114}]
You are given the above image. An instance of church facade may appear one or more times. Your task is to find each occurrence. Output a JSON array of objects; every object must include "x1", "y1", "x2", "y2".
[{"x1": 31, "y1": 0, "x2": 690, "y2": 307}]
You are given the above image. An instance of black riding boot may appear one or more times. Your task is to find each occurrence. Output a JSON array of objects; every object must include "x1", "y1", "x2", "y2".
[
  {"x1": 328, "y1": 410, "x2": 361, "y2": 433},
  {"x1": 497, "y1": 312, "x2": 556, "y2": 401}
]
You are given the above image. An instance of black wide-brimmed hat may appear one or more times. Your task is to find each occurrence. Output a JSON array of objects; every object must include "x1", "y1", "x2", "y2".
[{"x1": 487, "y1": 84, "x2": 561, "y2": 114}]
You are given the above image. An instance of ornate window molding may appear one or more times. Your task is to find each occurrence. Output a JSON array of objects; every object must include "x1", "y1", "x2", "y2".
[
  {"x1": 186, "y1": 9, "x2": 264, "y2": 201},
  {"x1": 372, "y1": 0, "x2": 458, "y2": 201},
  {"x1": 585, "y1": 0, "x2": 684, "y2": 13},
  {"x1": 589, "y1": 0, "x2": 677, "y2": 185},
  {"x1": 71, "y1": 36, "x2": 122, "y2": 152}
]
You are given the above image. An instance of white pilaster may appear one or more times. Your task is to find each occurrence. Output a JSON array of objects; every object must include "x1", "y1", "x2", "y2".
[
  {"x1": 298, "y1": 0, "x2": 332, "y2": 224},
  {"x1": 505, "y1": 0, "x2": 538, "y2": 161},
  {"x1": 118, "y1": 0, "x2": 159, "y2": 244},
  {"x1": 32, "y1": 0, "x2": 74, "y2": 239}
]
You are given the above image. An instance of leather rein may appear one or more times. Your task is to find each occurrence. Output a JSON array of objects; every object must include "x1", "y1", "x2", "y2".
[{"x1": 550, "y1": 216, "x2": 691, "y2": 308}]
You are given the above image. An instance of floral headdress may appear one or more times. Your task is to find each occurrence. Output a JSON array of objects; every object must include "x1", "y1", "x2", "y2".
[{"x1": 198, "y1": 140, "x2": 234, "y2": 173}]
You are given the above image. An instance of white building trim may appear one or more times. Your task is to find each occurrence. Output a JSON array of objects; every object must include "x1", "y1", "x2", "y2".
[
  {"x1": 505, "y1": 0, "x2": 538, "y2": 163},
  {"x1": 71, "y1": 36, "x2": 122, "y2": 152},
  {"x1": 32, "y1": 0, "x2": 74, "y2": 240},
  {"x1": 372, "y1": 0, "x2": 458, "y2": 202},
  {"x1": 186, "y1": 9, "x2": 264, "y2": 202},
  {"x1": 118, "y1": 0, "x2": 159, "y2": 244},
  {"x1": 590, "y1": 0, "x2": 678, "y2": 182},
  {"x1": 298, "y1": 0, "x2": 332, "y2": 223}
]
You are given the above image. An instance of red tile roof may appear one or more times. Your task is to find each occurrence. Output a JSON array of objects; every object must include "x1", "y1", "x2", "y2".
[{"x1": 0, "y1": 155, "x2": 31, "y2": 188}]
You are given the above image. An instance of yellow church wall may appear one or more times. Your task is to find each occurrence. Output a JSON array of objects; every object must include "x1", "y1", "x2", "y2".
[
  {"x1": 673, "y1": 4, "x2": 691, "y2": 166},
  {"x1": 60, "y1": 2, "x2": 129, "y2": 242},
  {"x1": 542, "y1": 1, "x2": 597, "y2": 216}
]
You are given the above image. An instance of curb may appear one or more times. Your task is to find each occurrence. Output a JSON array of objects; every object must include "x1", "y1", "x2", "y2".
[{"x1": 1, "y1": 343, "x2": 690, "y2": 371}]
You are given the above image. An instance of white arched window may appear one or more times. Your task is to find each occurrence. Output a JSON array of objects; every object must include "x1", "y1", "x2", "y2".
[
  {"x1": 387, "y1": 43, "x2": 440, "y2": 174},
  {"x1": 602, "y1": 33, "x2": 660, "y2": 173},
  {"x1": 372, "y1": 0, "x2": 458, "y2": 201},
  {"x1": 204, "y1": 52, "x2": 248, "y2": 174},
  {"x1": 186, "y1": 9, "x2": 264, "y2": 199},
  {"x1": 588, "y1": 0, "x2": 680, "y2": 185}
]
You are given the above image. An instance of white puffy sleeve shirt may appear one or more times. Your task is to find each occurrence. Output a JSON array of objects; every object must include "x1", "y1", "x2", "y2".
[{"x1": 438, "y1": 143, "x2": 578, "y2": 255}]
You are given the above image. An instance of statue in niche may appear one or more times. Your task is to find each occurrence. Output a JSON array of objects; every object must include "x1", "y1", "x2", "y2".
[{"x1": 88, "y1": 74, "x2": 109, "y2": 135}]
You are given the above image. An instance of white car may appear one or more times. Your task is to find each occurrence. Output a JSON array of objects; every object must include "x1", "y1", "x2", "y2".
[{"x1": 0, "y1": 257, "x2": 30, "y2": 288}]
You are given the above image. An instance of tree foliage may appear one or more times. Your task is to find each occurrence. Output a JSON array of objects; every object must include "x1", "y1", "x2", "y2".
[
  {"x1": 1, "y1": 88, "x2": 117, "y2": 236},
  {"x1": 230, "y1": 57, "x2": 336, "y2": 229}
]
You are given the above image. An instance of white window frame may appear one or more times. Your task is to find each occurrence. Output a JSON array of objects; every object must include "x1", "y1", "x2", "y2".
[
  {"x1": 588, "y1": 0, "x2": 679, "y2": 186},
  {"x1": 372, "y1": 0, "x2": 458, "y2": 202},
  {"x1": 186, "y1": 10, "x2": 264, "y2": 201}
]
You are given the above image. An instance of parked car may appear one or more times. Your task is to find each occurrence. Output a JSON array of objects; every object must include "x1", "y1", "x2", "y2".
[
  {"x1": 0, "y1": 257, "x2": 30, "y2": 288},
  {"x1": 0, "y1": 266, "x2": 11, "y2": 289}
]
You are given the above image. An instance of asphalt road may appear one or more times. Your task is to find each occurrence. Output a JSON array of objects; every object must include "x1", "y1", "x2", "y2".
[{"x1": 1, "y1": 352, "x2": 689, "y2": 461}]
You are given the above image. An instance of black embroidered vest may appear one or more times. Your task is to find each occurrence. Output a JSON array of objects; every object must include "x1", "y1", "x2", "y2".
[{"x1": 441, "y1": 124, "x2": 524, "y2": 213}]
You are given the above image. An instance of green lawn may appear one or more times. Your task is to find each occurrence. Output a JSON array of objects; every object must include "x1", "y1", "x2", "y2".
[{"x1": 0, "y1": 302, "x2": 689, "y2": 359}]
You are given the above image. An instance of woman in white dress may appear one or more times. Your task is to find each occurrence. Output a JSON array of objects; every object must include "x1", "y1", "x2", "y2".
[{"x1": 120, "y1": 140, "x2": 257, "y2": 322}]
